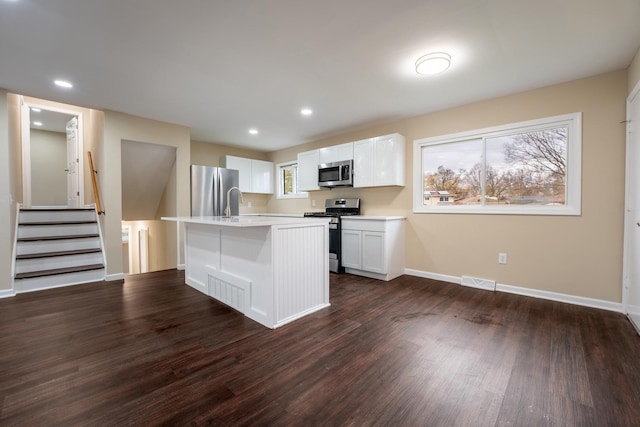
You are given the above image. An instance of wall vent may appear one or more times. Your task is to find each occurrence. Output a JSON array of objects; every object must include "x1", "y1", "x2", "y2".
[{"x1": 461, "y1": 275, "x2": 496, "y2": 291}]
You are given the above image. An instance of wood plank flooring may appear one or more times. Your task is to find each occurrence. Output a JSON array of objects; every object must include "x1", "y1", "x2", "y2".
[{"x1": 1, "y1": 270, "x2": 639, "y2": 426}]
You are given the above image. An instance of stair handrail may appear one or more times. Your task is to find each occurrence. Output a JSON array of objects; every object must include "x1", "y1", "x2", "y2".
[{"x1": 88, "y1": 151, "x2": 105, "y2": 215}]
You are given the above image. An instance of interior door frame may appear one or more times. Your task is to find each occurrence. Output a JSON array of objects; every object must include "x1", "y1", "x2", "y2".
[
  {"x1": 622, "y1": 78, "x2": 640, "y2": 332},
  {"x1": 21, "y1": 98, "x2": 85, "y2": 209}
]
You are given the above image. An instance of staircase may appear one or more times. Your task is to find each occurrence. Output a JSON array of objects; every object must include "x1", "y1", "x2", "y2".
[{"x1": 13, "y1": 208, "x2": 106, "y2": 293}]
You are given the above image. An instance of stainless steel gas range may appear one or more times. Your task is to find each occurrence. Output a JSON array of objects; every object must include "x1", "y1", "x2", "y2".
[{"x1": 304, "y1": 198, "x2": 360, "y2": 273}]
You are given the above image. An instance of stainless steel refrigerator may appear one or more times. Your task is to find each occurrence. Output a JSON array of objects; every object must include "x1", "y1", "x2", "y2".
[{"x1": 190, "y1": 165, "x2": 240, "y2": 216}]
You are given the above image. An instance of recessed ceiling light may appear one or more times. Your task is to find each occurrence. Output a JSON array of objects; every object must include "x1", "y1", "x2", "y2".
[
  {"x1": 31, "y1": 108, "x2": 41, "y2": 112},
  {"x1": 54, "y1": 79, "x2": 73, "y2": 88},
  {"x1": 249, "y1": 129, "x2": 258, "y2": 135},
  {"x1": 301, "y1": 108, "x2": 313, "y2": 116},
  {"x1": 33, "y1": 121, "x2": 43, "y2": 126},
  {"x1": 415, "y1": 52, "x2": 451, "y2": 75}
]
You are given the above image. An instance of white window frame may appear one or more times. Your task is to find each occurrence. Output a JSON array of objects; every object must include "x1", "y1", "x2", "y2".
[
  {"x1": 413, "y1": 112, "x2": 582, "y2": 215},
  {"x1": 276, "y1": 161, "x2": 308, "y2": 199}
]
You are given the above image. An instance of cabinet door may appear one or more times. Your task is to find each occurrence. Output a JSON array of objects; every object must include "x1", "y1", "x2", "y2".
[
  {"x1": 374, "y1": 135, "x2": 404, "y2": 186},
  {"x1": 224, "y1": 156, "x2": 252, "y2": 192},
  {"x1": 251, "y1": 159, "x2": 274, "y2": 194},
  {"x1": 319, "y1": 142, "x2": 354, "y2": 164},
  {"x1": 297, "y1": 149, "x2": 320, "y2": 191},
  {"x1": 353, "y1": 138, "x2": 375, "y2": 188},
  {"x1": 341, "y1": 229, "x2": 362, "y2": 269},
  {"x1": 362, "y1": 231, "x2": 385, "y2": 273}
]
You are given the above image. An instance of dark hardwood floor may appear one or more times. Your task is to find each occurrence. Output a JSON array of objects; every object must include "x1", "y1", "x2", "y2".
[{"x1": 1, "y1": 270, "x2": 639, "y2": 426}]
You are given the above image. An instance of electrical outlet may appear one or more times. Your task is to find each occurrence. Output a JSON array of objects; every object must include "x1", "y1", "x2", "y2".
[
  {"x1": 498, "y1": 252, "x2": 507, "y2": 264},
  {"x1": 247, "y1": 201, "x2": 252, "y2": 208},
  {"x1": 311, "y1": 199, "x2": 316, "y2": 207}
]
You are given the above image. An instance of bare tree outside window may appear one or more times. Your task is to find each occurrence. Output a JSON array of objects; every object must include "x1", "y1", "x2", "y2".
[{"x1": 421, "y1": 127, "x2": 568, "y2": 206}]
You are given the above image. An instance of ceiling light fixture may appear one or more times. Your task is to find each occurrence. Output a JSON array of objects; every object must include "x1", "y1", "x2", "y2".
[
  {"x1": 415, "y1": 52, "x2": 451, "y2": 75},
  {"x1": 249, "y1": 129, "x2": 258, "y2": 135},
  {"x1": 54, "y1": 79, "x2": 73, "y2": 88},
  {"x1": 301, "y1": 108, "x2": 313, "y2": 116},
  {"x1": 33, "y1": 121, "x2": 43, "y2": 126}
]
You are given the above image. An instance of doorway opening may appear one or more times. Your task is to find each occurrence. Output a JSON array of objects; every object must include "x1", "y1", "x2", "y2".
[{"x1": 20, "y1": 98, "x2": 85, "y2": 209}]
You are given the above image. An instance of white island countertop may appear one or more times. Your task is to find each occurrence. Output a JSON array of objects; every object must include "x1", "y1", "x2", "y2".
[{"x1": 161, "y1": 215, "x2": 330, "y2": 227}]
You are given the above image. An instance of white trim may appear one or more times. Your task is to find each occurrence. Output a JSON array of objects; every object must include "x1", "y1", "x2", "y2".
[
  {"x1": 9, "y1": 203, "x2": 21, "y2": 292},
  {"x1": 405, "y1": 268, "x2": 622, "y2": 312},
  {"x1": 404, "y1": 268, "x2": 461, "y2": 284},
  {"x1": 413, "y1": 112, "x2": 582, "y2": 216},
  {"x1": 622, "y1": 80, "x2": 640, "y2": 316},
  {"x1": 106, "y1": 273, "x2": 125, "y2": 281},
  {"x1": 275, "y1": 160, "x2": 309, "y2": 199},
  {"x1": 177, "y1": 263, "x2": 185, "y2": 271},
  {"x1": 21, "y1": 100, "x2": 85, "y2": 209},
  {"x1": 0, "y1": 289, "x2": 16, "y2": 299}
]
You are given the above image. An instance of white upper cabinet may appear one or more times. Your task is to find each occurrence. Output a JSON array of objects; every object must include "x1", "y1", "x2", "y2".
[
  {"x1": 353, "y1": 133, "x2": 405, "y2": 188},
  {"x1": 223, "y1": 155, "x2": 273, "y2": 194},
  {"x1": 297, "y1": 149, "x2": 320, "y2": 191},
  {"x1": 318, "y1": 142, "x2": 354, "y2": 164},
  {"x1": 251, "y1": 159, "x2": 274, "y2": 194}
]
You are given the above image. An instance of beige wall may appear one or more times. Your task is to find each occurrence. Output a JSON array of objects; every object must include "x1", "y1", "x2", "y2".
[
  {"x1": 269, "y1": 71, "x2": 628, "y2": 303},
  {"x1": 30, "y1": 129, "x2": 66, "y2": 205},
  {"x1": 102, "y1": 111, "x2": 190, "y2": 278},
  {"x1": 0, "y1": 89, "x2": 11, "y2": 291},
  {"x1": 628, "y1": 47, "x2": 640, "y2": 94},
  {"x1": 190, "y1": 140, "x2": 271, "y2": 214}
]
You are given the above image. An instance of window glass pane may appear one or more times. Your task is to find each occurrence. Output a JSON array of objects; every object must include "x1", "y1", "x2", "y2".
[
  {"x1": 486, "y1": 127, "x2": 567, "y2": 206},
  {"x1": 422, "y1": 139, "x2": 482, "y2": 206},
  {"x1": 283, "y1": 167, "x2": 294, "y2": 195}
]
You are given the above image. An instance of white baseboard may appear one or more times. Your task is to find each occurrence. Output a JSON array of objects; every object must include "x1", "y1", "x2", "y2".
[
  {"x1": 0, "y1": 288, "x2": 16, "y2": 299},
  {"x1": 105, "y1": 273, "x2": 125, "y2": 281},
  {"x1": 177, "y1": 263, "x2": 185, "y2": 271},
  {"x1": 405, "y1": 268, "x2": 622, "y2": 313}
]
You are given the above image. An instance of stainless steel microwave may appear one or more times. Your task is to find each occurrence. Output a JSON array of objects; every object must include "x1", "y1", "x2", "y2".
[{"x1": 318, "y1": 159, "x2": 353, "y2": 187}]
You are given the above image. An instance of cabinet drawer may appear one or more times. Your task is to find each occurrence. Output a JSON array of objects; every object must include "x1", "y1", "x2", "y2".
[{"x1": 341, "y1": 219, "x2": 386, "y2": 232}]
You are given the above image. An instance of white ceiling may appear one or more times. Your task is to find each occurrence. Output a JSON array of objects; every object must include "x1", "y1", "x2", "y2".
[{"x1": 1, "y1": 0, "x2": 639, "y2": 151}]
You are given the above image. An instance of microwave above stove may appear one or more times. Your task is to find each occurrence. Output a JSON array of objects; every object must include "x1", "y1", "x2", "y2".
[{"x1": 318, "y1": 159, "x2": 353, "y2": 188}]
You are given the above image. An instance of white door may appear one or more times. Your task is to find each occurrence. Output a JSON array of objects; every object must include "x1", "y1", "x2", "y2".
[
  {"x1": 66, "y1": 117, "x2": 79, "y2": 208},
  {"x1": 624, "y1": 84, "x2": 640, "y2": 333}
]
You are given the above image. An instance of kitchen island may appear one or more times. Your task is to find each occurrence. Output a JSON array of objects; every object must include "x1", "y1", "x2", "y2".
[{"x1": 162, "y1": 215, "x2": 331, "y2": 328}]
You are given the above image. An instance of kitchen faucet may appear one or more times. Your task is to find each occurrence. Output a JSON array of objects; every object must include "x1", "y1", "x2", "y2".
[{"x1": 224, "y1": 186, "x2": 243, "y2": 217}]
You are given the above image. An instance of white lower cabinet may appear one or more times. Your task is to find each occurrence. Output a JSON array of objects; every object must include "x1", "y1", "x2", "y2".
[{"x1": 341, "y1": 217, "x2": 405, "y2": 281}]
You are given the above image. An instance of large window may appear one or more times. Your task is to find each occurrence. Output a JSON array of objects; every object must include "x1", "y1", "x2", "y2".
[
  {"x1": 277, "y1": 161, "x2": 308, "y2": 199},
  {"x1": 413, "y1": 112, "x2": 581, "y2": 215}
]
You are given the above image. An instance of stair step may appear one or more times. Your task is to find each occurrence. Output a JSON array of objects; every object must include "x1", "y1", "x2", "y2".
[
  {"x1": 19, "y1": 209, "x2": 97, "y2": 223},
  {"x1": 18, "y1": 234, "x2": 100, "y2": 242},
  {"x1": 19, "y1": 220, "x2": 97, "y2": 226},
  {"x1": 16, "y1": 248, "x2": 103, "y2": 260},
  {"x1": 14, "y1": 264, "x2": 105, "y2": 280}
]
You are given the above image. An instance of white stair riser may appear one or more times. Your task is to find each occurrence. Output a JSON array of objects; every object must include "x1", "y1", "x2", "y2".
[
  {"x1": 15, "y1": 253, "x2": 104, "y2": 274},
  {"x1": 15, "y1": 269, "x2": 106, "y2": 293},
  {"x1": 19, "y1": 210, "x2": 96, "y2": 223},
  {"x1": 18, "y1": 223, "x2": 99, "y2": 239},
  {"x1": 16, "y1": 237, "x2": 102, "y2": 255}
]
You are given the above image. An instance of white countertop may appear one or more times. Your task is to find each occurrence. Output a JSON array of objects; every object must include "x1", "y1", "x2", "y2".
[{"x1": 161, "y1": 215, "x2": 330, "y2": 227}]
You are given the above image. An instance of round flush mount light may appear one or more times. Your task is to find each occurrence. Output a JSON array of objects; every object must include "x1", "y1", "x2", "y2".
[
  {"x1": 54, "y1": 79, "x2": 73, "y2": 88},
  {"x1": 248, "y1": 128, "x2": 258, "y2": 135},
  {"x1": 33, "y1": 121, "x2": 43, "y2": 126},
  {"x1": 415, "y1": 52, "x2": 451, "y2": 75},
  {"x1": 301, "y1": 108, "x2": 313, "y2": 116}
]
